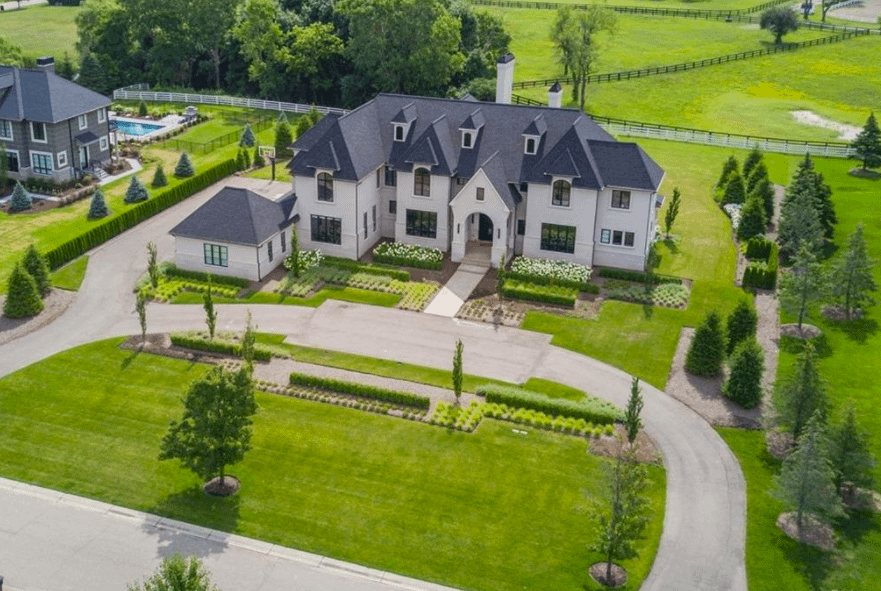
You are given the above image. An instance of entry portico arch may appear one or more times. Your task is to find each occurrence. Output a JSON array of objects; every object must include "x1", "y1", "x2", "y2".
[{"x1": 449, "y1": 168, "x2": 512, "y2": 268}]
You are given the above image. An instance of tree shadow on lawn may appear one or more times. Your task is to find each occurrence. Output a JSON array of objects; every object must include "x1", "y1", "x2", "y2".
[
  {"x1": 144, "y1": 485, "x2": 242, "y2": 559},
  {"x1": 778, "y1": 333, "x2": 833, "y2": 358},
  {"x1": 778, "y1": 535, "x2": 837, "y2": 591},
  {"x1": 825, "y1": 317, "x2": 878, "y2": 345}
]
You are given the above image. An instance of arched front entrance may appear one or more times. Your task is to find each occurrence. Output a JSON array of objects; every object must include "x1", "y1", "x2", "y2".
[{"x1": 477, "y1": 213, "x2": 494, "y2": 242}]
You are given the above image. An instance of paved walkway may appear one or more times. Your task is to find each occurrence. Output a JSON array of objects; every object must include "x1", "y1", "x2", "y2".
[
  {"x1": 0, "y1": 176, "x2": 747, "y2": 591},
  {"x1": 423, "y1": 263, "x2": 488, "y2": 317}
]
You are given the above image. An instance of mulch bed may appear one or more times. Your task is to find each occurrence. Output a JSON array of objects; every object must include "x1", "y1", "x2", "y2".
[
  {"x1": 204, "y1": 475, "x2": 240, "y2": 497},
  {"x1": 589, "y1": 425, "x2": 662, "y2": 465},
  {"x1": 780, "y1": 323, "x2": 821, "y2": 340},
  {"x1": 589, "y1": 562, "x2": 628, "y2": 588},
  {"x1": 776, "y1": 512, "x2": 835, "y2": 551}
]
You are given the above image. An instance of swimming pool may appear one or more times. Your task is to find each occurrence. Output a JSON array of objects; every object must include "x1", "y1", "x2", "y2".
[{"x1": 112, "y1": 119, "x2": 166, "y2": 137}]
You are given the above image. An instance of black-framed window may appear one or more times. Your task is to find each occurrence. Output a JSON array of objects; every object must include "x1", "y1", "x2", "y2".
[
  {"x1": 609, "y1": 230, "x2": 635, "y2": 247},
  {"x1": 363, "y1": 212, "x2": 368, "y2": 239},
  {"x1": 476, "y1": 187, "x2": 484, "y2": 201},
  {"x1": 525, "y1": 137, "x2": 536, "y2": 154},
  {"x1": 204, "y1": 243, "x2": 228, "y2": 267},
  {"x1": 517, "y1": 219, "x2": 526, "y2": 236},
  {"x1": 317, "y1": 172, "x2": 333, "y2": 202},
  {"x1": 600, "y1": 229, "x2": 611, "y2": 244},
  {"x1": 462, "y1": 132, "x2": 472, "y2": 148},
  {"x1": 624, "y1": 231, "x2": 634, "y2": 247},
  {"x1": 376, "y1": 168, "x2": 381, "y2": 188},
  {"x1": 406, "y1": 209, "x2": 437, "y2": 238},
  {"x1": 281, "y1": 231, "x2": 287, "y2": 252},
  {"x1": 5, "y1": 150, "x2": 19, "y2": 173},
  {"x1": 31, "y1": 152, "x2": 53, "y2": 175},
  {"x1": 389, "y1": 200, "x2": 397, "y2": 214},
  {"x1": 394, "y1": 125, "x2": 404, "y2": 141},
  {"x1": 611, "y1": 190, "x2": 631, "y2": 209},
  {"x1": 268, "y1": 240, "x2": 274, "y2": 262},
  {"x1": 456, "y1": 176, "x2": 467, "y2": 186},
  {"x1": 0, "y1": 120, "x2": 12, "y2": 140},
  {"x1": 311, "y1": 214, "x2": 341, "y2": 244},
  {"x1": 31, "y1": 122, "x2": 46, "y2": 142},
  {"x1": 372, "y1": 205, "x2": 376, "y2": 232},
  {"x1": 540, "y1": 223, "x2": 576, "y2": 254},
  {"x1": 385, "y1": 166, "x2": 397, "y2": 186},
  {"x1": 414, "y1": 167, "x2": 430, "y2": 196},
  {"x1": 552, "y1": 180, "x2": 570, "y2": 207}
]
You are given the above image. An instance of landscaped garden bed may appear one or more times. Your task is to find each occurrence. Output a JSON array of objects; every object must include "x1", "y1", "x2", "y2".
[{"x1": 372, "y1": 242, "x2": 443, "y2": 270}]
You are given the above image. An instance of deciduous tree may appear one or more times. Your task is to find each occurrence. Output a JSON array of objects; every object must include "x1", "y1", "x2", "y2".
[
  {"x1": 551, "y1": 5, "x2": 617, "y2": 111},
  {"x1": 829, "y1": 223, "x2": 877, "y2": 321},
  {"x1": 760, "y1": 7, "x2": 799, "y2": 44},
  {"x1": 127, "y1": 554, "x2": 219, "y2": 591},
  {"x1": 146, "y1": 241, "x2": 160, "y2": 289},
  {"x1": 663, "y1": 187, "x2": 680, "y2": 237}
]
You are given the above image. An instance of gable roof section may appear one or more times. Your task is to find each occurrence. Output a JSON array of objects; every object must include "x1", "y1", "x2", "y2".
[
  {"x1": 523, "y1": 114, "x2": 547, "y2": 137},
  {"x1": 587, "y1": 140, "x2": 665, "y2": 191},
  {"x1": 170, "y1": 187, "x2": 296, "y2": 246},
  {"x1": 0, "y1": 65, "x2": 110, "y2": 123},
  {"x1": 544, "y1": 149, "x2": 581, "y2": 179},
  {"x1": 478, "y1": 151, "x2": 518, "y2": 210}
]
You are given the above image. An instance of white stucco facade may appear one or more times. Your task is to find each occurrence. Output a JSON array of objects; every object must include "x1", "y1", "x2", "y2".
[{"x1": 174, "y1": 227, "x2": 291, "y2": 282}]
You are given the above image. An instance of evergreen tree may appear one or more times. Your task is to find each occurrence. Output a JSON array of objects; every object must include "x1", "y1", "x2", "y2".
[
  {"x1": 78, "y1": 53, "x2": 106, "y2": 94},
  {"x1": 829, "y1": 400, "x2": 877, "y2": 500},
  {"x1": 664, "y1": 187, "x2": 681, "y2": 237},
  {"x1": 87, "y1": 187, "x2": 110, "y2": 219},
  {"x1": 726, "y1": 299, "x2": 758, "y2": 356},
  {"x1": 203, "y1": 275, "x2": 217, "y2": 340},
  {"x1": 742, "y1": 147, "x2": 763, "y2": 181},
  {"x1": 174, "y1": 152, "x2": 195, "y2": 178},
  {"x1": 275, "y1": 119, "x2": 293, "y2": 159},
  {"x1": 3, "y1": 263, "x2": 44, "y2": 318},
  {"x1": 718, "y1": 155, "x2": 739, "y2": 188},
  {"x1": 242, "y1": 146, "x2": 251, "y2": 168},
  {"x1": 685, "y1": 310, "x2": 726, "y2": 377},
  {"x1": 146, "y1": 241, "x2": 160, "y2": 289},
  {"x1": 778, "y1": 188, "x2": 822, "y2": 257},
  {"x1": 783, "y1": 154, "x2": 836, "y2": 241},
  {"x1": 124, "y1": 175, "x2": 149, "y2": 203},
  {"x1": 57, "y1": 52, "x2": 76, "y2": 80},
  {"x1": 136, "y1": 291, "x2": 147, "y2": 343},
  {"x1": 772, "y1": 412, "x2": 844, "y2": 535},
  {"x1": 723, "y1": 338, "x2": 764, "y2": 409},
  {"x1": 829, "y1": 223, "x2": 877, "y2": 320},
  {"x1": 9, "y1": 181, "x2": 32, "y2": 212},
  {"x1": 721, "y1": 172, "x2": 746, "y2": 206},
  {"x1": 736, "y1": 194, "x2": 767, "y2": 241},
  {"x1": 746, "y1": 161, "x2": 769, "y2": 195},
  {"x1": 235, "y1": 148, "x2": 247, "y2": 171},
  {"x1": 138, "y1": 100, "x2": 148, "y2": 117},
  {"x1": 812, "y1": 171, "x2": 837, "y2": 241},
  {"x1": 750, "y1": 177, "x2": 776, "y2": 224},
  {"x1": 624, "y1": 376, "x2": 644, "y2": 446},
  {"x1": 241, "y1": 310, "x2": 257, "y2": 372},
  {"x1": 452, "y1": 339, "x2": 463, "y2": 405},
  {"x1": 239, "y1": 124, "x2": 256, "y2": 147},
  {"x1": 151, "y1": 164, "x2": 168, "y2": 188},
  {"x1": 288, "y1": 227, "x2": 300, "y2": 278},
  {"x1": 772, "y1": 342, "x2": 828, "y2": 440},
  {"x1": 253, "y1": 147, "x2": 265, "y2": 168},
  {"x1": 849, "y1": 112, "x2": 881, "y2": 170},
  {"x1": 22, "y1": 244, "x2": 51, "y2": 297},
  {"x1": 779, "y1": 245, "x2": 827, "y2": 330}
]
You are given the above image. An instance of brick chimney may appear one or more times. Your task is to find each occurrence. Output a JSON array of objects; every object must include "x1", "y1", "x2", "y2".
[
  {"x1": 495, "y1": 53, "x2": 515, "y2": 105},
  {"x1": 36, "y1": 56, "x2": 55, "y2": 74}
]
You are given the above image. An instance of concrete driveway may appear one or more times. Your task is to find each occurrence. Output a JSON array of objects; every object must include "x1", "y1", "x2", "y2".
[{"x1": 0, "y1": 177, "x2": 746, "y2": 591}]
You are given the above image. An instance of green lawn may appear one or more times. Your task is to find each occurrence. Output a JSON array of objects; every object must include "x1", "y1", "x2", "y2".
[
  {"x1": 0, "y1": 339, "x2": 665, "y2": 591},
  {"x1": 173, "y1": 285, "x2": 402, "y2": 308},
  {"x1": 719, "y1": 428, "x2": 881, "y2": 591},
  {"x1": 49, "y1": 255, "x2": 89, "y2": 291},
  {"x1": 0, "y1": 5, "x2": 81, "y2": 60}
]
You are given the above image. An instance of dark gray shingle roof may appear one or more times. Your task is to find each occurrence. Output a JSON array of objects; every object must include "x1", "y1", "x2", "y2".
[
  {"x1": 170, "y1": 187, "x2": 296, "y2": 246},
  {"x1": 0, "y1": 66, "x2": 110, "y2": 123}
]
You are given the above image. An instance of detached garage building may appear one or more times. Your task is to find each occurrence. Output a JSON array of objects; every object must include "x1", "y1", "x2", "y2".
[{"x1": 170, "y1": 186, "x2": 297, "y2": 281}]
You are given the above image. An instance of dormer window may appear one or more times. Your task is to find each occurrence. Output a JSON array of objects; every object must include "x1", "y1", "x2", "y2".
[
  {"x1": 525, "y1": 137, "x2": 537, "y2": 155},
  {"x1": 462, "y1": 131, "x2": 473, "y2": 149},
  {"x1": 394, "y1": 125, "x2": 405, "y2": 142}
]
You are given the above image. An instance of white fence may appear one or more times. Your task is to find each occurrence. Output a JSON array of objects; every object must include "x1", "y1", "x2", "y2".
[{"x1": 112, "y1": 87, "x2": 349, "y2": 117}]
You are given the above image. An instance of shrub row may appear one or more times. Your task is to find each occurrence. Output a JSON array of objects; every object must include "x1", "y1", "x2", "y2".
[
  {"x1": 503, "y1": 270, "x2": 592, "y2": 292},
  {"x1": 44, "y1": 159, "x2": 238, "y2": 269},
  {"x1": 372, "y1": 243, "x2": 443, "y2": 270},
  {"x1": 170, "y1": 334, "x2": 272, "y2": 361},
  {"x1": 597, "y1": 267, "x2": 683, "y2": 285},
  {"x1": 475, "y1": 384, "x2": 622, "y2": 425},
  {"x1": 163, "y1": 263, "x2": 250, "y2": 288},
  {"x1": 742, "y1": 241, "x2": 778, "y2": 290},
  {"x1": 744, "y1": 236, "x2": 773, "y2": 260},
  {"x1": 500, "y1": 279, "x2": 577, "y2": 307},
  {"x1": 288, "y1": 372, "x2": 430, "y2": 409},
  {"x1": 322, "y1": 257, "x2": 410, "y2": 281}
]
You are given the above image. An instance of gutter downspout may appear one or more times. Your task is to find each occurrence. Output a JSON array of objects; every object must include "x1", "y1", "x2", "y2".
[
  {"x1": 256, "y1": 242, "x2": 263, "y2": 281},
  {"x1": 67, "y1": 119, "x2": 75, "y2": 179},
  {"x1": 355, "y1": 180, "x2": 360, "y2": 259}
]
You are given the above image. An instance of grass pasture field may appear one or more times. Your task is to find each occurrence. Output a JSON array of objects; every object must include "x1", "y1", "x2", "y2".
[
  {"x1": 0, "y1": 339, "x2": 666, "y2": 591},
  {"x1": 0, "y1": 5, "x2": 81, "y2": 61}
]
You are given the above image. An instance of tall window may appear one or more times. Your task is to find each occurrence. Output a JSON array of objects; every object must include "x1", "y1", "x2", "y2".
[
  {"x1": 413, "y1": 168, "x2": 430, "y2": 196},
  {"x1": 268, "y1": 240, "x2": 274, "y2": 262},
  {"x1": 389, "y1": 200, "x2": 397, "y2": 214},
  {"x1": 552, "y1": 180, "x2": 570, "y2": 207},
  {"x1": 476, "y1": 187, "x2": 485, "y2": 201},
  {"x1": 363, "y1": 212, "x2": 368, "y2": 239},
  {"x1": 462, "y1": 132, "x2": 472, "y2": 148},
  {"x1": 204, "y1": 244, "x2": 228, "y2": 267},
  {"x1": 5, "y1": 150, "x2": 19, "y2": 173},
  {"x1": 97, "y1": 108, "x2": 106, "y2": 123},
  {"x1": 394, "y1": 125, "x2": 405, "y2": 141},
  {"x1": 384, "y1": 166, "x2": 397, "y2": 187},
  {"x1": 372, "y1": 205, "x2": 376, "y2": 231},
  {"x1": 317, "y1": 172, "x2": 333, "y2": 202},
  {"x1": 540, "y1": 223, "x2": 576, "y2": 254},
  {"x1": 525, "y1": 137, "x2": 536, "y2": 155},
  {"x1": 611, "y1": 190, "x2": 631, "y2": 209},
  {"x1": 281, "y1": 231, "x2": 287, "y2": 252},
  {"x1": 31, "y1": 152, "x2": 53, "y2": 175},
  {"x1": 31, "y1": 122, "x2": 47, "y2": 142},
  {"x1": 78, "y1": 114, "x2": 88, "y2": 130},
  {"x1": 0, "y1": 120, "x2": 12, "y2": 140},
  {"x1": 406, "y1": 209, "x2": 437, "y2": 238},
  {"x1": 311, "y1": 215, "x2": 341, "y2": 244}
]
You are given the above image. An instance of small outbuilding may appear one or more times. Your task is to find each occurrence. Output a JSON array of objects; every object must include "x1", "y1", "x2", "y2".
[{"x1": 170, "y1": 186, "x2": 298, "y2": 281}]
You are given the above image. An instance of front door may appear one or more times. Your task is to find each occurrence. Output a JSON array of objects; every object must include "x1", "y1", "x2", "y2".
[
  {"x1": 478, "y1": 214, "x2": 493, "y2": 242},
  {"x1": 79, "y1": 145, "x2": 89, "y2": 169}
]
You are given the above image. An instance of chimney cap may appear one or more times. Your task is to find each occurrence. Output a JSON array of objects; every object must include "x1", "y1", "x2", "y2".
[
  {"x1": 549, "y1": 81, "x2": 562, "y2": 93},
  {"x1": 497, "y1": 53, "x2": 515, "y2": 64},
  {"x1": 36, "y1": 56, "x2": 55, "y2": 66}
]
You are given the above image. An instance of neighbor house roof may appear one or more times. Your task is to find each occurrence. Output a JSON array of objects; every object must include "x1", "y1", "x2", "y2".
[
  {"x1": 289, "y1": 93, "x2": 664, "y2": 196},
  {"x1": 0, "y1": 65, "x2": 111, "y2": 124},
  {"x1": 170, "y1": 187, "x2": 297, "y2": 247}
]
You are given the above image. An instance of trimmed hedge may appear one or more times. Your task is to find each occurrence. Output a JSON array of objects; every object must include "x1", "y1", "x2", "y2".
[
  {"x1": 503, "y1": 270, "x2": 592, "y2": 292},
  {"x1": 597, "y1": 267, "x2": 682, "y2": 285},
  {"x1": 742, "y1": 241, "x2": 777, "y2": 290},
  {"x1": 45, "y1": 159, "x2": 238, "y2": 269},
  {"x1": 744, "y1": 237, "x2": 773, "y2": 260},
  {"x1": 322, "y1": 256, "x2": 410, "y2": 281},
  {"x1": 500, "y1": 279, "x2": 578, "y2": 307},
  {"x1": 476, "y1": 384, "x2": 622, "y2": 425},
  {"x1": 163, "y1": 264, "x2": 250, "y2": 288},
  {"x1": 170, "y1": 334, "x2": 272, "y2": 361},
  {"x1": 288, "y1": 372, "x2": 430, "y2": 409}
]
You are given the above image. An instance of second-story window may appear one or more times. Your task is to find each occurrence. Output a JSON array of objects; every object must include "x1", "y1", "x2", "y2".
[
  {"x1": 31, "y1": 122, "x2": 47, "y2": 142},
  {"x1": 317, "y1": 172, "x2": 334, "y2": 202},
  {"x1": 552, "y1": 180, "x2": 570, "y2": 207},
  {"x1": 612, "y1": 190, "x2": 631, "y2": 209},
  {"x1": 414, "y1": 167, "x2": 430, "y2": 197}
]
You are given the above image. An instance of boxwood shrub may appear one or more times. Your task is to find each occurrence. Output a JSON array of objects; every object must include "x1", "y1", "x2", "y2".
[
  {"x1": 170, "y1": 334, "x2": 272, "y2": 361},
  {"x1": 289, "y1": 372, "x2": 430, "y2": 409},
  {"x1": 500, "y1": 279, "x2": 577, "y2": 307},
  {"x1": 744, "y1": 237, "x2": 773, "y2": 260},
  {"x1": 742, "y1": 241, "x2": 777, "y2": 289},
  {"x1": 597, "y1": 267, "x2": 682, "y2": 285},
  {"x1": 475, "y1": 384, "x2": 622, "y2": 424}
]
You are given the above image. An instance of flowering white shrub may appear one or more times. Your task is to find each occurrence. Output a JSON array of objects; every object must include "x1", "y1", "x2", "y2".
[
  {"x1": 723, "y1": 204, "x2": 742, "y2": 230},
  {"x1": 510, "y1": 256, "x2": 592, "y2": 284},
  {"x1": 284, "y1": 249, "x2": 324, "y2": 273},
  {"x1": 374, "y1": 242, "x2": 442, "y2": 269}
]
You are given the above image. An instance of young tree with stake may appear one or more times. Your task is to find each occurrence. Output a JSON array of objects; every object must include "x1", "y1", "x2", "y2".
[
  {"x1": 136, "y1": 291, "x2": 147, "y2": 344},
  {"x1": 203, "y1": 275, "x2": 217, "y2": 341}
]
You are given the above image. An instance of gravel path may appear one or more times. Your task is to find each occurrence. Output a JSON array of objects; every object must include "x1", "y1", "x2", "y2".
[{"x1": 0, "y1": 289, "x2": 77, "y2": 347}]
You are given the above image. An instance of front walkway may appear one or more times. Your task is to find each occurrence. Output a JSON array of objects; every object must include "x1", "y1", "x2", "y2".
[{"x1": 423, "y1": 245, "x2": 491, "y2": 317}]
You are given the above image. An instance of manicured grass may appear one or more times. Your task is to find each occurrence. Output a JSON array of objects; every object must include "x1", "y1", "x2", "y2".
[
  {"x1": 172, "y1": 285, "x2": 402, "y2": 308},
  {"x1": 523, "y1": 377, "x2": 588, "y2": 401},
  {"x1": 49, "y1": 255, "x2": 89, "y2": 291},
  {"x1": 719, "y1": 428, "x2": 881, "y2": 591},
  {"x1": 0, "y1": 339, "x2": 665, "y2": 591},
  {"x1": 0, "y1": 5, "x2": 81, "y2": 60}
]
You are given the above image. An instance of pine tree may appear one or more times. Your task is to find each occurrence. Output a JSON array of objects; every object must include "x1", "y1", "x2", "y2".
[
  {"x1": 746, "y1": 161, "x2": 769, "y2": 195},
  {"x1": 174, "y1": 152, "x2": 195, "y2": 178},
  {"x1": 22, "y1": 244, "x2": 51, "y2": 297},
  {"x1": 275, "y1": 119, "x2": 293, "y2": 158},
  {"x1": 736, "y1": 194, "x2": 768, "y2": 241},
  {"x1": 9, "y1": 181, "x2": 32, "y2": 212},
  {"x1": 87, "y1": 187, "x2": 110, "y2": 219},
  {"x1": 124, "y1": 175, "x2": 149, "y2": 203},
  {"x1": 3, "y1": 263, "x2": 44, "y2": 318},
  {"x1": 685, "y1": 310, "x2": 726, "y2": 377},
  {"x1": 721, "y1": 172, "x2": 746, "y2": 206},
  {"x1": 726, "y1": 299, "x2": 758, "y2": 356},
  {"x1": 829, "y1": 400, "x2": 877, "y2": 499},
  {"x1": 664, "y1": 187, "x2": 681, "y2": 237},
  {"x1": 772, "y1": 342, "x2": 828, "y2": 440},
  {"x1": 772, "y1": 412, "x2": 844, "y2": 535},
  {"x1": 779, "y1": 245, "x2": 827, "y2": 330},
  {"x1": 78, "y1": 53, "x2": 106, "y2": 94},
  {"x1": 253, "y1": 147, "x2": 265, "y2": 168},
  {"x1": 783, "y1": 154, "x2": 836, "y2": 241},
  {"x1": 452, "y1": 339, "x2": 463, "y2": 405},
  {"x1": 849, "y1": 112, "x2": 881, "y2": 170},
  {"x1": 624, "y1": 376, "x2": 644, "y2": 446},
  {"x1": 240, "y1": 124, "x2": 256, "y2": 147},
  {"x1": 138, "y1": 100, "x2": 148, "y2": 117},
  {"x1": 235, "y1": 148, "x2": 246, "y2": 171},
  {"x1": 718, "y1": 155, "x2": 739, "y2": 188},
  {"x1": 242, "y1": 146, "x2": 251, "y2": 168},
  {"x1": 829, "y1": 223, "x2": 877, "y2": 321},
  {"x1": 742, "y1": 147, "x2": 763, "y2": 181},
  {"x1": 723, "y1": 338, "x2": 765, "y2": 409},
  {"x1": 151, "y1": 164, "x2": 168, "y2": 188},
  {"x1": 750, "y1": 178, "x2": 776, "y2": 224},
  {"x1": 778, "y1": 188, "x2": 822, "y2": 257},
  {"x1": 812, "y1": 172, "x2": 837, "y2": 241},
  {"x1": 287, "y1": 227, "x2": 300, "y2": 278},
  {"x1": 203, "y1": 275, "x2": 217, "y2": 340}
]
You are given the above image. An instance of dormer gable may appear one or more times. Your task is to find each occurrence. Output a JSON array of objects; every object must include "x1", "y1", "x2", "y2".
[
  {"x1": 391, "y1": 102, "x2": 417, "y2": 142},
  {"x1": 543, "y1": 148, "x2": 580, "y2": 180},
  {"x1": 522, "y1": 114, "x2": 547, "y2": 155},
  {"x1": 459, "y1": 108, "x2": 485, "y2": 149}
]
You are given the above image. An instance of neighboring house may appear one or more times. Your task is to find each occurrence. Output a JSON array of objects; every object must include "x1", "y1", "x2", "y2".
[
  {"x1": 288, "y1": 54, "x2": 665, "y2": 271},
  {"x1": 170, "y1": 187, "x2": 298, "y2": 282},
  {"x1": 0, "y1": 57, "x2": 112, "y2": 183}
]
